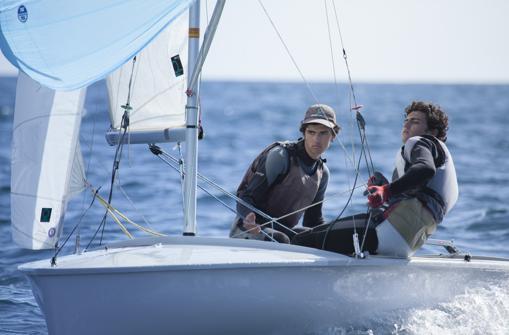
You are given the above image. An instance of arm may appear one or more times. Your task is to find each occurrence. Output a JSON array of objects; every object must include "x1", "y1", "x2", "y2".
[
  {"x1": 368, "y1": 137, "x2": 438, "y2": 208},
  {"x1": 303, "y1": 164, "x2": 329, "y2": 228},
  {"x1": 389, "y1": 137, "x2": 437, "y2": 195}
]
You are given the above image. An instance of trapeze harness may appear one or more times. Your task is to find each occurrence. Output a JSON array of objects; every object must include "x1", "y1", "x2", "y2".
[
  {"x1": 293, "y1": 135, "x2": 458, "y2": 257},
  {"x1": 230, "y1": 140, "x2": 328, "y2": 242}
]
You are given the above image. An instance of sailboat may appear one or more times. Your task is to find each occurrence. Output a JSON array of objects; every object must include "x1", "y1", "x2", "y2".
[{"x1": 2, "y1": 1, "x2": 509, "y2": 334}]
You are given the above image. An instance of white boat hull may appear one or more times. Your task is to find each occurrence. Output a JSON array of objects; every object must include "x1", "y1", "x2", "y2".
[{"x1": 19, "y1": 237, "x2": 509, "y2": 335}]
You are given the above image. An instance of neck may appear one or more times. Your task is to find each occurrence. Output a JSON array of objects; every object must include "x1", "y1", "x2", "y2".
[{"x1": 297, "y1": 141, "x2": 318, "y2": 164}]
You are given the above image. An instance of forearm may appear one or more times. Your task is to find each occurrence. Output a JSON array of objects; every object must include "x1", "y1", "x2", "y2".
[
  {"x1": 390, "y1": 141, "x2": 436, "y2": 195},
  {"x1": 390, "y1": 163, "x2": 434, "y2": 195}
]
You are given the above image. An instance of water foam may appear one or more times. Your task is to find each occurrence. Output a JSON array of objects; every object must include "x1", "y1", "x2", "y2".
[{"x1": 401, "y1": 281, "x2": 509, "y2": 334}]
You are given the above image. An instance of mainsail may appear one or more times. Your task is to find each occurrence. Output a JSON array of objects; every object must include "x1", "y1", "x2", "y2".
[
  {"x1": 0, "y1": 0, "x2": 195, "y2": 90},
  {"x1": 106, "y1": 11, "x2": 189, "y2": 145},
  {"x1": 11, "y1": 72, "x2": 86, "y2": 250}
]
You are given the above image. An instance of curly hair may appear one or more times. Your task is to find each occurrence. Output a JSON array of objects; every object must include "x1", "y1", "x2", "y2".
[{"x1": 404, "y1": 101, "x2": 449, "y2": 142}]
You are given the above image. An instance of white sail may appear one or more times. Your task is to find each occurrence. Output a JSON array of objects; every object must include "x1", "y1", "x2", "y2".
[
  {"x1": 11, "y1": 72, "x2": 86, "y2": 250},
  {"x1": 0, "y1": 0, "x2": 195, "y2": 90},
  {"x1": 105, "y1": 11, "x2": 189, "y2": 145}
]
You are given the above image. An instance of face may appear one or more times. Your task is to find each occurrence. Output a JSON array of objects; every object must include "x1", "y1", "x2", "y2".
[
  {"x1": 303, "y1": 123, "x2": 335, "y2": 159},
  {"x1": 401, "y1": 111, "x2": 433, "y2": 143}
]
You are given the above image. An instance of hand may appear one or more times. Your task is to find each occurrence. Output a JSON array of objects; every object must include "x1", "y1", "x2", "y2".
[
  {"x1": 367, "y1": 172, "x2": 389, "y2": 187},
  {"x1": 242, "y1": 212, "x2": 261, "y2": 234},
  {"x1": 367, "y1": 184, "x2": 391, "y2": 208}
]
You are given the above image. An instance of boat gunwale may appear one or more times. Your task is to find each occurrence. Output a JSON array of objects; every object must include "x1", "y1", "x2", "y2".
[{"x1": 17, "y1": 236, "x2": 509, "y2": 275}]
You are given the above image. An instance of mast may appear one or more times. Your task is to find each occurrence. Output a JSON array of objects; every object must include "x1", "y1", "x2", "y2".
[
  {"x1": 183, "y1": 0, "x2": 226, "y2": 235},
  {"x1": 183, "y1": 0, "x2": 200, "y2": 235}
]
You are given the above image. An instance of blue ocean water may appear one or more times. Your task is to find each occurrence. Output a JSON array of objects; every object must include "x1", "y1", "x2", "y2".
[{"x1": 1, "y1": 77, "x2": 508, "y2": 334}]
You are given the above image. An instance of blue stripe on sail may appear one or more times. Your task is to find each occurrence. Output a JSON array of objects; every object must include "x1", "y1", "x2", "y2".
[{"x1": 0, "y1": 0, "x2": 195, "y2": 90}]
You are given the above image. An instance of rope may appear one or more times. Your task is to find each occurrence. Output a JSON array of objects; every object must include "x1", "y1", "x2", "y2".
[
  {"x1": 51, "y1": 185, "x2": 99, "y2": 266},
  {"x1": 233, "y1": 184, "x2": 367, "y2": 238},
  {"x1": 90, "y1": 57, "x2": 137, "y2": 248},
  {"x1": 326, "y1": 0, "x2": 379, "y2": 252},
  {"x1": 150, "y1": 145, "x2": 290, "y2": 232},
  {"x1": 150, "y1": 145, "x2": 367, "y2": 242},
  {"x1": 359, "y1": 210, "x2": 374, "y2": 254},
  {"x1": 148, "y1": 145, "x2": 279, "y2": 240},
  {"x1": 84, "y1": 182, "x2": 168, "y2": 252},
  {"x1": 116, "y1": 178, "x2": 157, "y2": 230},
  {"x1": 321, "y1": 142, "x2": 365, "y2": 249},
  {"x1": 93, "y1": 189, "x2": 165, "y2": 238}
]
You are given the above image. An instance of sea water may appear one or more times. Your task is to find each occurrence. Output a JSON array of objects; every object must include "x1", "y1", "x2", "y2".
[{"x1": 0, "y1": 78, "x2": 508, "y2": 334}]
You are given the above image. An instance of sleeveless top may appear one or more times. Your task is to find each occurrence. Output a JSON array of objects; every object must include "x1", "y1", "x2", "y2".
[
  {"x1": 237, "y1": 141, "x2": 324, "y2": 229},
  {"x1": 394, "y1": 135, "x2": 458, "y2": 222}
]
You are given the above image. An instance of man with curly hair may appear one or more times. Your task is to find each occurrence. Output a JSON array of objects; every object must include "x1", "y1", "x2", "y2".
[
  {"x1": 365, "y1": 101, "x2": 459, "y2": 257},
  {"x1": 293, "y1": 101, "x2": 458, "y2": 258}
]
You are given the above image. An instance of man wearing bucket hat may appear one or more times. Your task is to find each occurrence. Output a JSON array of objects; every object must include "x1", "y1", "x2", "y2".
[{"x1": 230, "y1": 104, "x2": 340, "y2": 243}]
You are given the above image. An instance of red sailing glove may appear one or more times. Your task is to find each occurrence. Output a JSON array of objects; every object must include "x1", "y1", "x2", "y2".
[
  {"x1": 367, "y1": 184, "x2": 391, "y2": 208},
  {"x1": 367, "y1": 172, "x2": 389, "y2": 187},
  {"x1": 367, "y1": 175, "x2": 377, "y2": 187}
]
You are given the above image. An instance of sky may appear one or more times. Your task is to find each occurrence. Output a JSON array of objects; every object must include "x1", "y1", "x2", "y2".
[{"x1": 1, "y1": 0, "x2": 508, "y2": 84}]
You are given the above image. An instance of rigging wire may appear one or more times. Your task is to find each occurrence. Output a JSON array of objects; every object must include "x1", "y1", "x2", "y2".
[
  {"x1": 150, "y1": 144, "x2": 367, "y2": 241},
  {"x1": 321, "y1": 139, "x2": 365, "y2": 249},
  {"x1": 152, "y1": 148, "x2": 237, "y2": 216},
  {"x1": 236, "y1": 183, "x2": 367, "y2": 238},
  {"x1": 51, "y1": 185, "x2": 100, "y2": 265},
  {"x1": 324, "y1": 0, "x2": 358, "y2": 192},
  {"x1": 149, "y1": 145, "x2": 289, "y2": 233},
  {"x1": 148, "y1": 145, "x2": 280, "y2": 240},
  {"x1": 237, "y1": 2, "x2": 378, "y2": 249},
  {"x1": 116, "y1": 172, "x2": 156, "y2": 229},
  {"x1": 319, "y1": 0, "x2": 379, "y2": 253},
  {"x1": 324, "y1": 0, "x2": 341, "y2": 106},
  {"x1": 76, "y1": 3, "x2": 378, "y2": 255},
  {"x1": 257, "y1": 0, "x2": 320, "y2": 104},
  {"x1": 329, "y1": 0, "x2": 376, "y2": 177},
  {"x1": 257, "y1": 0, "x2": 357, "y2": 173},
  {"x1": 323, "y1": 0, "x2": 360, "y2": 181},
  {"x1": 88, "y1": 57, "x2": 137, "y2": 249}
]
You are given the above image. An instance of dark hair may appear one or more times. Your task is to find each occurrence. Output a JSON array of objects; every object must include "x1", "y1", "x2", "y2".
[{"x1": 404, "y1": 101, "x2": 449, "y2": 142}]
